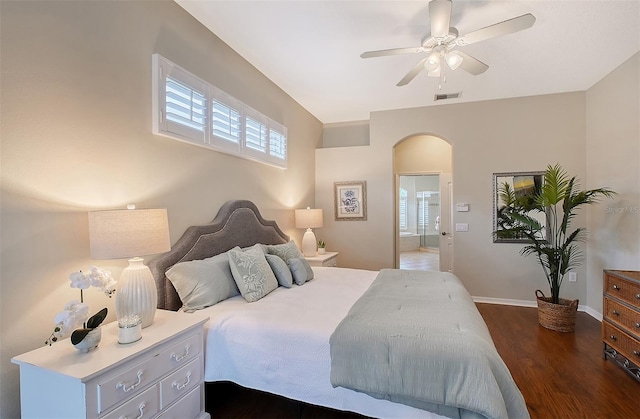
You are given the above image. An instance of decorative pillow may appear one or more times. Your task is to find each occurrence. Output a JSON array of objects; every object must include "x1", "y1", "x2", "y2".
[
  {"x1": 288, "y1": 257, "x2": 314, "y2": 285},
  {"x1": 229, "y1": 244, "x2": 278, "y2": 302},
  {"x1": 266, "y1": 254, "x2": 293, "y2": 288},
  {"x1": 166, "y1": 252, "x2": 240, "y2": 313},
  {"x1": 266, "y1": 240, "x2": 304, "y2": 264}
]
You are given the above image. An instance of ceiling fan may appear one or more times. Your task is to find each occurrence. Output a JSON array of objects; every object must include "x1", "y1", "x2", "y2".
[{"x1": 361, "y1": 0, "x2": 536, "y2": 88}]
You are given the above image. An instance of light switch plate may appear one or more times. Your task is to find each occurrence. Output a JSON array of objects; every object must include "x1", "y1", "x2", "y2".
[{"x1": 455, "y1": 223, "x2": 469, "y2": 232}]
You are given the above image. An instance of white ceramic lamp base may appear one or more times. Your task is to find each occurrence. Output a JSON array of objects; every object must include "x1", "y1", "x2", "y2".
[
  {"x1": 115, "y1": 257, "x2": 157, "y2": 328},
  {"x1": 301, "y1": 228, "x2": 317, "y2": 257}
]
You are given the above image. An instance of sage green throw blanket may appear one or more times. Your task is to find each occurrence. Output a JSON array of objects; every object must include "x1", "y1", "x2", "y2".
[{"x1": 329, "y1": 269, "x2": 529, "y2": 419}]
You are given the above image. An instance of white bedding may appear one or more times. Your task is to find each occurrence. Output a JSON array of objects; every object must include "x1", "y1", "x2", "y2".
[{"x1": 199, "y1": 266, "x2": 446, "y2": 418}]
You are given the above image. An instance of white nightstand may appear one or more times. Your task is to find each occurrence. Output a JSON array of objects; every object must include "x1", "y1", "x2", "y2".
[
  {"x1": 305, "y1": 251, "x2": 339, "y2": 267},
  {"x1": 12, "y1": 310, "x2": 209, "y2": 419}
]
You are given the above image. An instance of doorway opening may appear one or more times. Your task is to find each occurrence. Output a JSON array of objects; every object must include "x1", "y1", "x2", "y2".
[
  {"x1": 393, "y1": 134, "x2": 452, "y2": 271},
  {"x1": 398, "y1": 175, "x2": 441, "y2": 270}
]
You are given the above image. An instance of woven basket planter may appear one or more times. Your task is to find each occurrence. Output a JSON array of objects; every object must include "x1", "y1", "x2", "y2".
[{"x1": 535, "y1": 290, "x2": 579, "y2": 332}]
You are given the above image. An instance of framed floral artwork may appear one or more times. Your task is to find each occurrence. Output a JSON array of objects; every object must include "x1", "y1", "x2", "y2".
[{"x1": 334, "y1": 181, "x2": 367, "y2": 221}]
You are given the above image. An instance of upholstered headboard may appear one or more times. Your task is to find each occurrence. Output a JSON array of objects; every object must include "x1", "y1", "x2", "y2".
[{"x1": 148, "y1": 200, "x2": 289, "y2": 311}]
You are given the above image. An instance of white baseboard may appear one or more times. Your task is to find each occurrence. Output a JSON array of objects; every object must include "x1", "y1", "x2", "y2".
[{"x1": 472, "y1": 296, "x2": 603, "y2": 321}]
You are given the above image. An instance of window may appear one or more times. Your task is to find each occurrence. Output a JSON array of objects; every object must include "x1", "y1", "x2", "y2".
[
  {"x1": 399, "y1": 188, "x2": 408, "y2": 230},
  {"x1": 417, "y1": 192, "x2": 429, "y2": 228},
  {"x1": 152, "y1": 54, "x2": 287, "y2": 168}
]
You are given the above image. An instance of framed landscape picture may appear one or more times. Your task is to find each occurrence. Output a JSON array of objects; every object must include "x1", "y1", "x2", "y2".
[{"x1": 334, "y1": 181, "x2": 367, "y2": 221}]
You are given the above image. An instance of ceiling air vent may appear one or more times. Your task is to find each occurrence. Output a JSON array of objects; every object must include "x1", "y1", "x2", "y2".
[{"x1": 434, "y1": 92, "x2": 461, "y2": 101}]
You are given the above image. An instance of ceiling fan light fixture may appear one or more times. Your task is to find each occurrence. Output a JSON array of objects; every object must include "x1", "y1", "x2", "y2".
[
  {"x1": 427, "y1": 66, "x2": 441, "y2": 78},
  {"x1": 426, "y1": 51, "x2": 440, "y2": 71},
  {"x1": 445, "y1": 52, "x2": 463, "y2": 70}
]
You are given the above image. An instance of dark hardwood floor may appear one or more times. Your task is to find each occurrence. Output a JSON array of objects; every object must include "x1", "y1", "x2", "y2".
[{"x1": 206, "y1": 304, "x2": 640, "y2": 418}]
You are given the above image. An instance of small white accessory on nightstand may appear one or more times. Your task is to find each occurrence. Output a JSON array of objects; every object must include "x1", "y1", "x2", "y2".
[
  {"x1": 295, "y1": 207, "x2": 323, "y2": 257},
  {"x1": 89, "y1": 205, "x2": 171, "y2": 328},
  {"x1": 118, "y1": 315, "x2": 142, "y2": 344}
]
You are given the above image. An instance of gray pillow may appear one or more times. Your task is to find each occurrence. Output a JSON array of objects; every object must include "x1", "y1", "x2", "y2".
[
  {"x1": 229, "y1": 244, "x2": 278, "y2": 302},
  {"x1": 265, "y1": 254, "x2": 293, "y2": 288},
  {"x1": 166, "y1": 252, "x2": 240, "y2": 313},
  {"x1": 266, "y1": 240, "x2": 304, "y2": 264},
  {"x1": 288, "y1": 257, "x2": 314, "y2": 285}
]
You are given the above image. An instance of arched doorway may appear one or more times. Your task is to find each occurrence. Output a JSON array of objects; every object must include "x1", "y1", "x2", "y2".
[{"x1": 393, "y1": 134, "x2": 453, "y2": 271}]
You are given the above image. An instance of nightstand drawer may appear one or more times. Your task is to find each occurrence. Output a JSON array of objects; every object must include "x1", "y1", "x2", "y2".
[
  {"x1": 160, "y1": 358, "x2": 202, "y2": 409},
  {"x1": 157, "y1": 385, "x2": 202, "y2": 419},
  {"x1": 605, "y1": 272, "x2": 640, "y2": 307},
  {"x1": 98, "y1": 350, "x2": 168, "y2": 414},
  {"x1": 603, "y1": 322, "x2": 640, "y2": 362},
  {"x1": 103, "y1": 385, "x2": 159, "y2": 419},
  {"x1": 160, "y1": 331, "x2": 201, "y2": 370},
  {"x1": 604, "y1": 297, "x2": 640, "y2": 336}
]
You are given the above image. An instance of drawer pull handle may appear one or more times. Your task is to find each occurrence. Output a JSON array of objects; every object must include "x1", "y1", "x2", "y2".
[
  {"x1": 171, "y1": 344, "x2": 191, "y2": 362},
  {"x1": 118, "y1": 402, "x2": 146, "y2": 419},
  {"x1": 637, "y1": 294, "x2": 640, "y2": 299},
  {"x1": 612, "y1": 310, "x2": 620, "y2": 316},
  {"x1": 116, "y1": 371, "x2": 144, "y2": 393},
  {"x1": 610, "y1": 335, "x2": 617, "y2": 341},
  {"x1": 172, "y1": 371, "x2": 192, "y2": 391},
  {"x1": 613, "y1": 284, "x2": 620, "y2": 290},
  {"x1": 634, "y1": 350, "x2": 640, "y2": 356},
  {"x1": 636, "y1": 322, "x2": 640, "y2": 328}
]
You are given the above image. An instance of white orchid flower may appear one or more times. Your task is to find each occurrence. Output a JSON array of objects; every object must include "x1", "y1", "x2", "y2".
[{"x1": 69, "y1": 271, "x2": 90, "y2": 289}]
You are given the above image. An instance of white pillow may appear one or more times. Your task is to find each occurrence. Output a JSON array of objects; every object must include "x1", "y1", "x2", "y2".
[
  {"x1": 166, "y1": 252, "x2": 239, "y2": 312},
  {"x1": 228, "y1": 244, "x2": 278, "y2": 302}
]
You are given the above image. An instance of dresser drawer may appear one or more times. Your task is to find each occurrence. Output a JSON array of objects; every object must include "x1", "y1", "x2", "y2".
[
  {"x1": 603, "y1": 322, "x2": 640, "y2": 362},
  {"x1": 160, "y1": 331, "x2": 202, "y2": 371},
  {"x1": 98, "y1": 352, "x2": 168, "y2": 414},
  {"x1": 604, "y1": 272, "x2": 640, "y2": 307},
  {"x1": 157, "y1": 384, "x2": 203, "y2": 419},
  {"x1": 604, "y1": 297, "x2": 640, "y2": 337},
  {"x1": 160, "y1": 358, "x2": 202, "y2": 409},
  {"x1": 102, "y1": 385, "x2": 159, "y2": 419}
]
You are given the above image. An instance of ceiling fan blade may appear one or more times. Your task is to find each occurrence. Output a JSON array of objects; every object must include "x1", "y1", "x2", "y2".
[
  {"x1": 361, "y1": 46, "x2": 426, "y2": 59},
  {"x1": 429, "y1": 0, "x2": 452, "y2": 39},
  {"x1": 455, "y1": 51, "x2": 489, "y2": 75},
  {"x1": 457, "y1": 13, "x2": 536, "y2": 46},
  {"x1": 397, "y1": 57, "x2": 429, "y2": 86}
]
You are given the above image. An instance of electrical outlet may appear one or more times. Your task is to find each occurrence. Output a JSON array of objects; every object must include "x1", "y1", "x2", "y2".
[{"x1": 568, "y1": 272, "x2": 577, "y2": 282}]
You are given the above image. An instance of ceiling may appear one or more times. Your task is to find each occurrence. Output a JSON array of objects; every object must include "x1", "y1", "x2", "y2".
[{"x1": 176, "y1": 0, "x2": 640, "y2": 124}]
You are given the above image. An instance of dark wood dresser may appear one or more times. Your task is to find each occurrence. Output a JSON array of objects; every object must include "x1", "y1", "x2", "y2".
[{"x1": 602, "y1": 270, "x2": 640, "y2": 381}]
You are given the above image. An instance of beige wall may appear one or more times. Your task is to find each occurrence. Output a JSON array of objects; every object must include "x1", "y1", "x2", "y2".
[
  {"x1": 317, "y1": 93, "x2": 588, "y2": 301},
  {"x1": 394, "y1": 134, "x2": 452, "y2": 174},
  {"x1": 0, "y1": 1, "x2": 321, "y2": 417},
  {"x1": 585, "y1": 52, "x2": 640, "y2": 313},
  {"x1": 322, "y1": 120, "x2": 370, "y2": 148}
]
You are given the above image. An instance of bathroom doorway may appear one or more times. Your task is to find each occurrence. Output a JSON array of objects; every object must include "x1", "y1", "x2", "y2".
[
  {"x1": 393, "y1": 134, "x2": 452, "y2": 271},
  {"x1": 398, "y1": 174, "x2": 441, "y2": 270}
]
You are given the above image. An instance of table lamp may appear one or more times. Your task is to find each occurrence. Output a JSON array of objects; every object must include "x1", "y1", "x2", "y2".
[
  {"x1": 295, "y1": 207, "x2": 323, "y2": 257},
  {"x1": 89, "y1": 206, "x2": 170, "y2": 328}
]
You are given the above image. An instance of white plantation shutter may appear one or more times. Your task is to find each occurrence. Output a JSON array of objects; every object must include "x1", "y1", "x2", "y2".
[
  {"x1": 153, "y1": 54, "x2": 287, "y2": 168},
  {"x1": 165, "y1": 76, "x2": 206, "y2": 132},
  {"x1": 399, "y1": 188, "x2": 408, "y2": 230},
  {"x1": 269, "y1": 129, "x2": 286, "y2": 161},
  {"x1": 245, "y1": 116, "x2": 268, "y2": 154},
  {"x1": 212, "y1": 101, "x2": 241, "y2": 144}
]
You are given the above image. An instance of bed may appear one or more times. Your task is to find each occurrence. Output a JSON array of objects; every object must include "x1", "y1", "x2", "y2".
[{"x1": 148, "y1": 200, "x2": 529, "y2": 419}]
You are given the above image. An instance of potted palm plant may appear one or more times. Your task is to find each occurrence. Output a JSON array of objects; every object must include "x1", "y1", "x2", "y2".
[{"x1": 496, "y1": 163, "x2": 615, "y2": 332}]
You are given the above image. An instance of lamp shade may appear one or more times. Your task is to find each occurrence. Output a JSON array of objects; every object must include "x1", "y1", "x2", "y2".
[
  {"x1": 88, "y1": 207, "x2": 170, "y2": 328},
  {"x1": 89, "y1": 208, "x2": 170, "y2": 259},
  {"x1": 295, "y1": 208, "x2": 323, "y2": 229}
]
